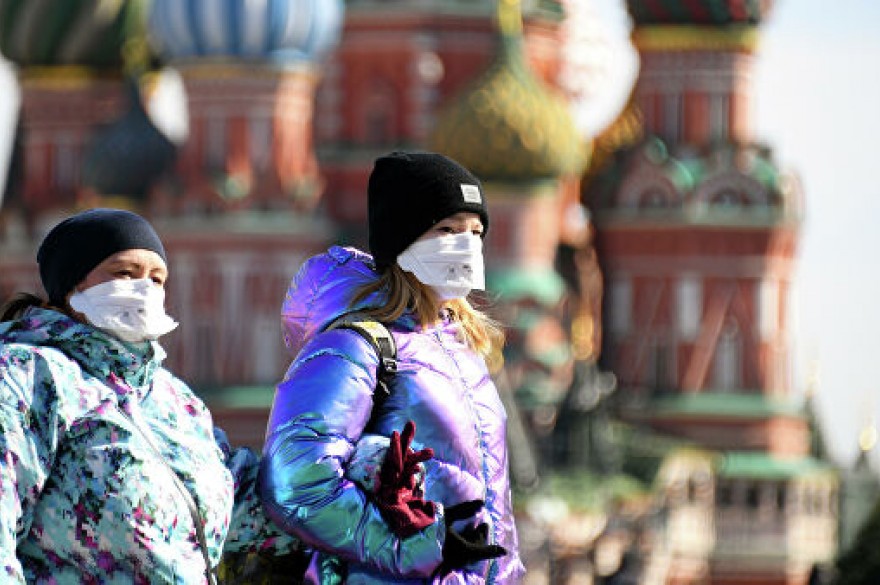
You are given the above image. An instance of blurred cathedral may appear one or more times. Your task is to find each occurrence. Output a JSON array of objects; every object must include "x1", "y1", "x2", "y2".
[{"x1": 0, "y1": 1, "x2": 876, "y2": 584}]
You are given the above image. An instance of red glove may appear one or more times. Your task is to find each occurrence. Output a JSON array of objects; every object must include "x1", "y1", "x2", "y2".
[{"x1": 374, "y1": 420, "x2": 437, "y2": 537}]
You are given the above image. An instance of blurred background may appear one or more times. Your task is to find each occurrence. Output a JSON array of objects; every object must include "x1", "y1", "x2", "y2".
[{"x1": 0, "y1": 0, "x2": 878, "y2": 583}]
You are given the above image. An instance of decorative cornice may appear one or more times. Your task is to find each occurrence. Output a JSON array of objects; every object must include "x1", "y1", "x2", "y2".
[
  {"x1": 632, "y1": 25, "x2": 760, "y2": 53},
  {"x1": 172, "y1": 61, "x2": 317, "y2": 80},
  {"x1": 19, "y1": 66, "x2": 123, "y2": 88}
]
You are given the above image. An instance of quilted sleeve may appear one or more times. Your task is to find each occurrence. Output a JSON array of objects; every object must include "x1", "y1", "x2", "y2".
[
  {"x1": 259, "y1": 328, "x2": 445, "y2": 578},
  {"x1": 0, "y1": 347, "x2": 64, "y2": 583}
]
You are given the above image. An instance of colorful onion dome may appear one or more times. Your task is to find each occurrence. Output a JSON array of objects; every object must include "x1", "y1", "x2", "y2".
[
  {"x1": 429, "y1": 0, "x2": 587, "y2": 181},
  {"x1": 147, "y1": 0, "x2": 343, "y2": 64},
  {"x1": 81, "y1": 80, "x2": 177, "y2": 200},
  {"x1": 626, "y1": 0, "x2": 772, "y2": 26},
  {"x1": 0, "y1": 0, "x2": 147, "y2": 69}
]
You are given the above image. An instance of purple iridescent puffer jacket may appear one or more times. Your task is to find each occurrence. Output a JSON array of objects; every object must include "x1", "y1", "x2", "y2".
[{"x1": 260, "y1": 246, "x2": 524, "y2": 584}]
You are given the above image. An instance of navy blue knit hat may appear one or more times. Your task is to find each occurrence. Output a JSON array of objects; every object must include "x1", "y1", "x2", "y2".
[
  {"x1": 368, "y1": 151, "x2": 488, "y2": 270},
  {"x1": 37, "y1": 208, "x2": 167, "y2": 306}
]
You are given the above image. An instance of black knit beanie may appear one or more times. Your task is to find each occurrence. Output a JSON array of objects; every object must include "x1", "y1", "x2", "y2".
[
  {"x1": 37, "y1": 208, "x2": 167, "y2": 306},
  {"x1": 368, "y1": 151, "x2": 489, "y2": 270}
]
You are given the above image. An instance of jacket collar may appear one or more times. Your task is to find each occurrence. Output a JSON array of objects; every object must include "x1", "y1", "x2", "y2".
[{"x1": 0, "y1": 307, "x2": 163, "y2": 396}]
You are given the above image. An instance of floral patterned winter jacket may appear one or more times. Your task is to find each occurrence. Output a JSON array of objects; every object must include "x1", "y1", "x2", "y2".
[{"x1": 0, "y1": 307, "x2": 295, "y2": 584}]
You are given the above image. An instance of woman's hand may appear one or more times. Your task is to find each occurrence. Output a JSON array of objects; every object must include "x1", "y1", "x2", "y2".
[
  {"x1": 440, "y1": 500, "x2": 507, "y2": 571},
  {"x1": 374, "y1": 421, "x2": 437, "y2": 537}
]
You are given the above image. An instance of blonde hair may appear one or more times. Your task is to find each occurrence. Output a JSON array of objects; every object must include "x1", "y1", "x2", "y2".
[{"x1": 350, "y1": 264, "x2": 505, "y2": 372}]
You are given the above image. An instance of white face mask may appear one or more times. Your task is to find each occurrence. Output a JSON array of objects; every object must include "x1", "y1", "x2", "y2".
[
  {"x1": 69, "y1": 278, "x2": 179, "y2": 343},
  {"x1": 397, "y1": 232, "x2": 485, "y2": 301}
]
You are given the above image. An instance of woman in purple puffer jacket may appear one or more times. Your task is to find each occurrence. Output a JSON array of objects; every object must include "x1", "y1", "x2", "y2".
[{"x1": 260, "y1": 152, "x2": 524, "y2": 584}]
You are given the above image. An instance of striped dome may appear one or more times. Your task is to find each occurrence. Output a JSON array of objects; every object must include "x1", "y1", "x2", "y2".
[
  {"x1": 0, "y1": 0, "x2": 147, "y2": 69},
  {"x1": 147, "y1": 0, "x2": 343, "y2": 64}
]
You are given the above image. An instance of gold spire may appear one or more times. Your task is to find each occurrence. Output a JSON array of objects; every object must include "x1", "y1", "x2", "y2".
[
  {"x1": 632, "y1": 25, "x2": 759, "y2": 53},
  {"x1": 859, "y1": 418, "x2": 878, "y2": 453},
  {"x1": 859, "y1": 394, "x2": 878, "y2": 454},
  {"x1": 497, "y1": 0, "x2": 523, "y2": 37}
]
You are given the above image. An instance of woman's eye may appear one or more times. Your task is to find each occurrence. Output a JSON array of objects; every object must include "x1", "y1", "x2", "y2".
[{"x1": 151, "y1": 277, "x2": 165, "y2": 286}]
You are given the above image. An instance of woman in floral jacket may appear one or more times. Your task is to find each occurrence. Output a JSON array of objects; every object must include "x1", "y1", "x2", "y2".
[{"x1": 0, "y1": 208, "x2": 295, "y2": 584}]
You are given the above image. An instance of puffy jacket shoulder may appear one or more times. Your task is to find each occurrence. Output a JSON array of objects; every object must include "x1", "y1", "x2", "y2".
[{"x1": 281, "y1": 246, "x2": 384, "y2": 358}]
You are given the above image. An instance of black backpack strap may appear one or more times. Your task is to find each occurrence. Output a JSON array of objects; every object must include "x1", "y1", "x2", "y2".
[{"x1": 325, "y1": 312, "x2": 397, "y2": 402}]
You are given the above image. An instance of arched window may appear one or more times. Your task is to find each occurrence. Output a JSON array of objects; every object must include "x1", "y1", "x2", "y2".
[
  {"x1": 709, "y1": 93, "x2": 730, "y2": 142},
  {"x1": 54, "y1": 136, "x2": 77, "y2": 189},
  {"x1": 716, "y1": 481, "x2": 734, "y2": 507},
  {"x1": 775, "y1": 482, "x2": 787, "y2": 513},
  {"x1": 206, "y1": 114, "x2": 226, "y2": 169},
  {"x1": 608, "y1": 277, "x2": 632, "y2": 336},
  {"x1": 713, "y1": 318, "x2": 741, "y2": 391},
  {"x1": 676, "y1": 275, "x2": 702, "y2": 340},
  {"x1": 746, "y1": 483, "x2": 760, "y2": 510},
  {"x1": 248, "y1": 112, "x2": 272, "y2": 172},
  {"x1": 647, "y1": 338, "x2": 674, "y2": 394},
  {"x1": 710, "y1": 188, "x2": 746, "y2": 208},
  {"x1": 662, "y1": 93, "x2": 683, "y2": 143},
  {"x1": 758, "y1": 278, "x2": 779, "y2": 341}
]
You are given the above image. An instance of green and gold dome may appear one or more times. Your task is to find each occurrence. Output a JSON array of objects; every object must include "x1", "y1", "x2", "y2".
[
  {"x1": 429, "y1": 0, "x2": 587, "y2": 182},
  {"x1": 0, "y1": 0, "x2": 148, "y2": 70}
]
